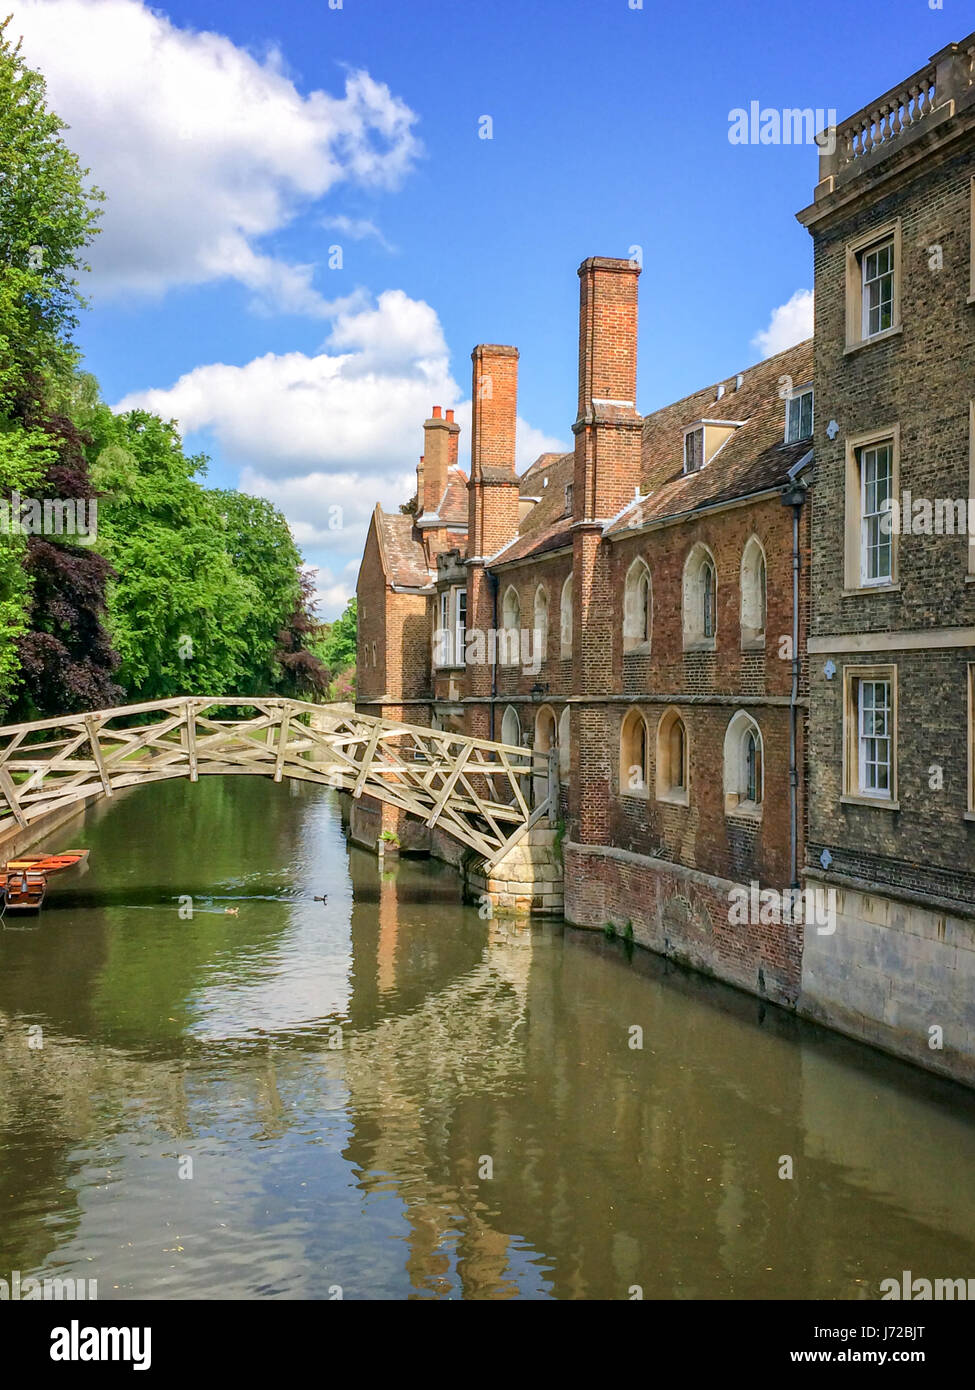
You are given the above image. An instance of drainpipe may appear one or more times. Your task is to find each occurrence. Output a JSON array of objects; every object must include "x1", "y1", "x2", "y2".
[
  {"x1": 490, "y1": 569, "x2": 498, "y2": 743},
  {"x1": 780, "y1": 474, "x2": 808, "y2": 890}
]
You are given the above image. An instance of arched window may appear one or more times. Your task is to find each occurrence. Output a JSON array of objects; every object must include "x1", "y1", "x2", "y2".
[
  {"x1": 560, "y1": 576, "x2": 573, "y2": 658},
  {"x1": 534, "y1": 705, "x2": 557, "y2": 804},
  {"x1": 533, "y1": 584, "x2": 550, "y2": 663},
  {"x1": 656, "y1": 708, "x2": 689, "y2": 804},
  {"x1": 558, "y1": 706, "x2": 570, "y2": 782},
  {"x1": 682, "y1": 544, "x2": 718, "y2": 649},
  {"x1": 740, "y1": 537, "x2": 767, "y2": 648},
  {"x1": 501, "y1": 705, "x2": 521, "y2": 748},
  {"x1": 620, "y1": 708, "x2": 650, "y2": 797},
  {"x1": 623, "y1": 559, "x2": 652, "y2": 652},
  {"x1": 723, "y1": 711, "x2": 764, "y2": 814},
  {"x1": 501, "y1": 586, "x2": 521, "y2": 666}
]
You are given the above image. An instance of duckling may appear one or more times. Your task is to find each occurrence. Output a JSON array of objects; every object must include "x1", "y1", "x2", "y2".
[
  {"x1": 224, "y1": 907, "x2": 239, "y2": 917},
  {"x1": 313, "y1": 894, "x2": 328, "y2": 903}
]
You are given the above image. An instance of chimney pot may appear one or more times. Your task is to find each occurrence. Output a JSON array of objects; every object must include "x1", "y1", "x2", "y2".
[
  {"x1": 432, "y1": 405, "x2": 442, "y2": 419},
  {"x1": 445, "y1": 409, "x2": 454, "y2": 423}
]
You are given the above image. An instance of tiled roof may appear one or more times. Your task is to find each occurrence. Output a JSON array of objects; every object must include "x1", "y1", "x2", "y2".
[
  {"x1": 492, "y1": 341, "x2": 813, "y2": 565},
  {"x1": 605, "y1": 338, "x2": 814, "y2": 535},
  {"x1": 377, "y1": 511, "x2": 434, "y2": 589},
  {"x1": 491, "y1": 518, "x2": 575, "y2": 566},
  {"x1": 436, "y1": 467, "x2": 469, "y2": 526},
  {"x1": 489, "y1": 451, "x2": 575, "y2": 566}
]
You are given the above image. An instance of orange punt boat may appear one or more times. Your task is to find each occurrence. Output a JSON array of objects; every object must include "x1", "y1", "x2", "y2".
[{"x1": 1, "y1": 850, "x2": 89, "y2": 913}]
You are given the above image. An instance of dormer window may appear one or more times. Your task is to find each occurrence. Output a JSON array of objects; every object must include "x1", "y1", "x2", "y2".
[
  {"x1": 684, "y1": 427, "x2": 704, "y2": 473},
  {"x1": 683, "y1": 420, "x2": 742, "y2": 474},
  {"x1": 785, "y1": 386, "x2": 813, "y2": 443}
]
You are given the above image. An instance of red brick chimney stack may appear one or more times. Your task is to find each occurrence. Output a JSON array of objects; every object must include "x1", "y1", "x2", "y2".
[
  {"x1": 446, "y1": 408, "x2": 459, "y2": 468},
  {"x1": 466, "y1": 344, "x2": 521, "y2": 740},
  {"x1": 573, "y1": 256, "x2": 642, "y2": 522},
  {"x1": 570, "y1": 257, "x2": 643, "y2": 847},
  {"x1": 422, "y1": 406, "x2": 451, "y2": 517},
  {"x1": 467, "y1": 345, "x2": 520, "y2": 557}
]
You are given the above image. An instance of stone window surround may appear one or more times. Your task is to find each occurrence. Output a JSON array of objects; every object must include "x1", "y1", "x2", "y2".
[
  {"x1": 723, "y1": 709, "x2": 764, "y2": 819},
  {"x1": 844, "y1": 219, "x2": 903, "y2": 354},
  {"x1": 560, "y1": 575, "x2": 573, "y2": 659},
  {"x1": 843, "y1": 424, "x2": 900, "y2": 593},
  {"x1": 432, "y1": 584, "x2": 467, "y2": 670},
  {"x1": 655, "y1": 706, "x2": 689, "y2": 806},
  {"x1": 739, "y1": 535, "x2": 767, "y2": 651},
  {"x1": 682, "y1": 542, "x2": 718, "y2": 651},
  {"x1": 622, "y1": 556, "x2": 653, "y2": 654},
  {"x1": 841, "y1": 662, "x2": 899, "y2": 810},
  {"x1": 619, "y1": 706, "x2": 650, "y2": 800}
]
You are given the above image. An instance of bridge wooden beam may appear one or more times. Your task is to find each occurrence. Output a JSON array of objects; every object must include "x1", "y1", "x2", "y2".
[
  {"x1": 84, "y1": 717, "x2": 113, "y2": 798},
  {"x1": 0, "y1": 767, "x2": 28, "y2": 828},
  {"x1": 273, "y1": 709, "x2": 291, "y2": 783}
]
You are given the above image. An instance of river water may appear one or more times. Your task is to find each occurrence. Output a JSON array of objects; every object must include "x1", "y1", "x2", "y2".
[{"x1": 1, "y1": 776, "x2": 974, "y2": 1300}]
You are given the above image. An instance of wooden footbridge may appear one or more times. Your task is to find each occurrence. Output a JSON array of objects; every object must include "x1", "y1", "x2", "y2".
[{"x1": 0, "y1": 699, "x2": 550, "y2": 869}]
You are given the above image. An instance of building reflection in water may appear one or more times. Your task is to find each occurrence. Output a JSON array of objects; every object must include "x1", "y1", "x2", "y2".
[{"x1": 1, "y1": 778, "x2": 975, "y2": 1299}]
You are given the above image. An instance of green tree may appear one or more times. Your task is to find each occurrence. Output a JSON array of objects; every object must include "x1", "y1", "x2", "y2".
[
  {"x1": 0, "y1": 18, "x2": 111, "y2": 714},
  {"x1": 318, "y1": 596, "x2": 356, "y2": 673},
  {"x1": 0, "y1": 14, "x2": 102, "y2": 406},
  {"x1": 89, "y1": 405, "x2": 326, "y2": 700}
]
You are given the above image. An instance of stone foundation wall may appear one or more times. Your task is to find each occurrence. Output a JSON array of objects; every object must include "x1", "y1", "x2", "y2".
[
  {"x1": 800, "y1": 875, "x2": 975, "y2": 1087},
  {"x1": 348, "y1": 795, "x2": 430, "y2": 854},
  {"x1": 465, "y1": 825, "x2": 564, "y2": 916},
  {"x1": 564, "y1": 841, "x2": 802, "y2": 1007}
]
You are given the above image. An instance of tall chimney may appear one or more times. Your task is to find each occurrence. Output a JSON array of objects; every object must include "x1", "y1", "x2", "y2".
[
  {"x1": 466, "y1": 345, "x2": 521, "y2": 741},
  {"x1": 422, "y1": 406, "x2": 450, "y2": 516},
  {"x1": 573, "y1": 256, "x2": 642, "y2": 522},
  {"x1": 570, "y1": 257, "x2": 642, "y2": 850},
  {"x1": 446, "y1": 408, "x2": 459, "y2": 468},
  {"x1": 468, "y1": 345, "x2": 520, "y2": 556},
  {"x1": 421, "y1": 407, "x2": 460, "y2": 516},
  {"x1": 415, "y1": 454, "x2": 424, "y2": 509}
]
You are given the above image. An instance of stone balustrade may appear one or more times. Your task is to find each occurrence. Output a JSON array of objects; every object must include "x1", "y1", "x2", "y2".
[{"x1": 816, "y1": 31, "x2": 975, "y2": 197}]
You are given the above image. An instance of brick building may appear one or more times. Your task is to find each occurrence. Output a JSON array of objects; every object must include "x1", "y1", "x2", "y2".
[
  {"x1": 796, "y1": 29, "x2": 975, "y2": 1082},
  {"x1": 354, "y1": 21, "x2": 975, "y2": 1085},
  {"x1": 357, "y1": 255, "x2": 814, "y2": 1008}
]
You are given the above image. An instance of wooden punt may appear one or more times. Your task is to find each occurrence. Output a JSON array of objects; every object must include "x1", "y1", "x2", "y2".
[{"x1": 0, "y1": 850, "x2": 89, "y2": 913}]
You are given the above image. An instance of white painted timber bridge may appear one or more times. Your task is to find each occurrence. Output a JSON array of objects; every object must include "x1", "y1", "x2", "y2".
[{"x1": 0, "y1": 698, "x2": 552, "y2": 869}]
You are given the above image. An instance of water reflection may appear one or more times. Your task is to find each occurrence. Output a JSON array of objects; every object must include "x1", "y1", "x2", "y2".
[{"x1": 0, "y1": 776, "x2": 973, "y2": 1299}]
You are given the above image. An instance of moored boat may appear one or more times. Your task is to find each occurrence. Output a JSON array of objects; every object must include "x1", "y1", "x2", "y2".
[
  {"x1": 0, "y1": 850, "x2": 89, "y2": 914},
  {"x1": 2, "y1": 869, "x2": 47, "y2": 912}
]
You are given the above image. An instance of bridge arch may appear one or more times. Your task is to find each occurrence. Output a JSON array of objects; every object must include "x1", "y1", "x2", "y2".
[{"x1": 0, "y1": 698, "x2": 549, "y2": 870}]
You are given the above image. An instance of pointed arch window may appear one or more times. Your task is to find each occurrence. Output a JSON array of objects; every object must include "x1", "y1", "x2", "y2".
[
  {"x1": 723, "y1": 711, "x2": 764, "y2": 816},
  {"x1": 560, "y1": 576, "x2": 573, "y2": 659},
  {"x1": 656, "y1": 709, "x2": 689, "y2": 805},
  {"x1": 623, "y1": 559, "x2": 652, "y2": 652},
  {"x1": 683, "y1": 545, "x2": 718, "y2": 650}
]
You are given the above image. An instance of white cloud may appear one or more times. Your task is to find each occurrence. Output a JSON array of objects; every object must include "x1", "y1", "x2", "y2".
[
  {"x1": 308, "y1": 560, "x2": 359, "y2": 620},
  {"x1": 322, "y1": 215, "x2": 396, "y2": 252},
  {"x1": 116, "y1": 289, "x2": 457, "y2": 475},
  {"x1": 114, "y1": 289, "x2": 569, "y2": 601},
  {"x1": 115, "y1": 289, "x2": 569, "y2": 484},
  {"x1": 751, "y1": 289, "x2": 814, "y2": 359},
  {"x1": 12, "y1": 0, "x2": 421, "y2": 311}
]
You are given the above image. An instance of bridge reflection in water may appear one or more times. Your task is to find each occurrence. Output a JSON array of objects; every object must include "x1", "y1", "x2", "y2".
[{"x1": 1, "y1": 776, "x2": 974, "y2": 1299}]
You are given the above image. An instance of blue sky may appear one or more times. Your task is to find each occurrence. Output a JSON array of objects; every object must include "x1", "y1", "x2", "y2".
[{"x1": 10, "y1": 0, "x2": 960, "y2": 615}]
